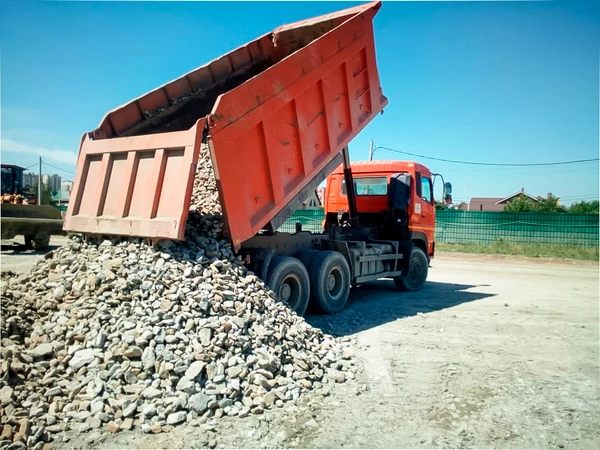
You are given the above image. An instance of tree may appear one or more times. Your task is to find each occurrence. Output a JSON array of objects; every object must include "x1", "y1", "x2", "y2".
[
  {"x1": 435, "y1": 201, "x2": 449, "y2": 210},
  {"x1": 568, "y1": 200, "x2": 599, "y2": 214},
  {"x1": 32, "y1": 182, "x2": 53, "y2": 205},
  {"x1": 503, "y1": 195, "x2": 536, "y2": 212},
  {"x1": 534, "y1": 195, "x2": 567, "y2": 213},
  {"x1": 504, "y1": 194, "x2": 566, "y2": 213}
]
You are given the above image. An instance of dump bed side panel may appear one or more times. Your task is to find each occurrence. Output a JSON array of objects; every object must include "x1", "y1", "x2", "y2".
[
  {"x1": 64, "y1": 122, "x2": 204, "y2": 239},
  {"x1": 208, "y1": 4, "x2": 388, "y2": 249}
]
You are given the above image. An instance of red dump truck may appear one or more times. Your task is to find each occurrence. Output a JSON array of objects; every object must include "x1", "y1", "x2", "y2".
[{"x1": 64, "y1": 1, "x2": 451, "y2": 316}]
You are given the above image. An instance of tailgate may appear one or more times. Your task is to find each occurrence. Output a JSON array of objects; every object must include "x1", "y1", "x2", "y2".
[{"x1": 64, "y1": 121, "x2": 204, "y2": 240}]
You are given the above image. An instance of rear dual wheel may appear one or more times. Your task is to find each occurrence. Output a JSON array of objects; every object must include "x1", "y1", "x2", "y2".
[
  {"x1": 266, "y1": 256, "x2": 310, "y2": 316},
  {"x1": 299, "y1": 250, "x2": 351, "y2": 315},
  {"x1": 266, "y1": 251, "x2": 352, "y2": 316}
]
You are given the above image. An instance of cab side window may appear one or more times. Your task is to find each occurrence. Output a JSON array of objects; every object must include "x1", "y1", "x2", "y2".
[{"x1": 422, "y1": 177, "x2": 433, "y2": 204}]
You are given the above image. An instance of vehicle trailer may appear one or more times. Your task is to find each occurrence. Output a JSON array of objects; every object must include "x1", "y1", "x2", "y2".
[{"x1": 63, "y1": 1, "x2": 449, "y2": 316}]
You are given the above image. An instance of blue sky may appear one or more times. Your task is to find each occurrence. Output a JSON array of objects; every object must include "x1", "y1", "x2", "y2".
[{"x1": 1, "y1": 0, "x2": 598, "y2": 205}]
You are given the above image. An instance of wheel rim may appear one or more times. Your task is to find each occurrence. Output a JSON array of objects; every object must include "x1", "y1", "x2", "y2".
[
  {"x1": 279, "y1": 274, "x2": 302, "y2": 310},
  {"x1": 327, "y1": 267, "x2": 344, "y2": 300}
]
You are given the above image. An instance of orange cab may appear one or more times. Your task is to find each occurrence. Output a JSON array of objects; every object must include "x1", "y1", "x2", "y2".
[{"x1": 324, "y1": 160, "x2": 440, "y2": 259}]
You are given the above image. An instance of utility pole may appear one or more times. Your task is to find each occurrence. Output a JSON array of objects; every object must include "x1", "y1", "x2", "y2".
[
  {"x1": 368, "y1": 140, "x2": 374, "y2": 161},
  {"x1": 38, "y1": 156, "x2": 42, "y2": 205}
]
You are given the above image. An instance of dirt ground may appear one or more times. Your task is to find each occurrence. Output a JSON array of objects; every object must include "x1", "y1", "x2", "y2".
[
  {"x1": 0, "y1": 236, "x2": 71, "y2": 274},
  {"x1": 2, "y1": 241, "x2": 599, "y2": 449}
]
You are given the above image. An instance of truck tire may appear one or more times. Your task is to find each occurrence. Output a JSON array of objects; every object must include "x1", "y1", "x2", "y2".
[
  {"x1": 254, "y1": 248, "x2": 275, "y2": 282},
  {"x1": 294, "y1": 249, "x2": 321, "y2": 313},
  {"x1": 394, "y1": 247, "x2": 428, "y2": 292},
  {"x1": 31, "y1": 230, "x2": 50, "y2": 251},
  {"x1": 24, "y1": 235, "x2": 34, "y2": 250},
  {"x1": 308, "y1": 251, "x2": 351, "y2": 315},
  {"x1": 294, "y1": 249, "x2": 319, "y2": 272},
  {"x1": 266, "y1": 256, "x2": 310, "y2": 316}
]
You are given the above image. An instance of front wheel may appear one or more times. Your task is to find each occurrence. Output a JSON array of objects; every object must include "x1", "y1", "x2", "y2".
[{"x1": 394, "y1": 247, "x2": 428, "y2": 292}]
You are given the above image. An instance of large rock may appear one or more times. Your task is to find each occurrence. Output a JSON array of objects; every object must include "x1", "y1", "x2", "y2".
[
  {"x1": 142, "y1": 347, "x2": 155, "y2": 371},
  {"x1": 188, "y1": 393, "x2": 212, "y2": 414},
  {"x1": 184, "y1": 361, "x2": 206, "y2": 381},
  {"x1": 166, "y1": 411, "x2": 187, "y2": 425},
  {"x1": 69, "y1": 349, "x2": 95, "y2": 370},
  {"x1": 142, "y1": 387, "x2": 162, "y2": 400},
  {"x1": 0, "y1": 386, "x2": 14, "y2": 405},
  {"x1": 29, "y1": 343, "x2": 53, "y2": 359}
]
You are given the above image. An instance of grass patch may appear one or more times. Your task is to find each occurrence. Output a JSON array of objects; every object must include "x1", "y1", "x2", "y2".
[{"x1": 437, "y1": 241, "x2": 599, "y2": 261}]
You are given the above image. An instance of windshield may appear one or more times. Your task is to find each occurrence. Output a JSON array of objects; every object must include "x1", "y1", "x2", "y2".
[{"x1": 341, "y1": 176, "x2": 388, "y2": 196}]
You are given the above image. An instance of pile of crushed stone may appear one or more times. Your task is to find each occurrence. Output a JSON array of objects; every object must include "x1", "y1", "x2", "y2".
[{"x1": 0, "y1": 145, "x2": 354, "y2": 448}]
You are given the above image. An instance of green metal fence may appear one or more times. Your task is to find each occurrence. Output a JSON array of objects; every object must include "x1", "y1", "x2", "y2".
[
  {"x1": 278, "y1": 208, "x2": 325, "y2": 233},
  {"x1": 277, "y1": 208, "x2": 599, "y2": 248},
  {"x1": 436, "y1": 211, "x2": 599, "y2": 247}
]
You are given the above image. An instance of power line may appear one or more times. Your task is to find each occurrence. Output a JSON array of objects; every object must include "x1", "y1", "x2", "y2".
[
  {"x1": 374, "y1": 146, "x2": 599, "y2": 167},
  {"x1": 452, "y1": 194, "x2": 597, "y2": 201},
  {"x1": 43, "y1": 161, "x2": 76, "y2": 175},
  {"x1": 559, "y1": 194, "x2": 599, "y2": 200}
]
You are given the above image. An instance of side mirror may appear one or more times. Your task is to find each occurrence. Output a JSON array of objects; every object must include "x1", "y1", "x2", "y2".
[
  {"x1": 443, "y1": 182, "x2": 452, "y2": 195},
  {"x1": 444, "y1": 194, "x2": 452, "y2": 204}
]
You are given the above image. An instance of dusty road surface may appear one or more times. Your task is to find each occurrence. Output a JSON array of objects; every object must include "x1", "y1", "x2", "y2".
[
  {"x1": 1, "y1": 236, "x2": 70, "y2": 274},
  {"x1": 3, "y1": 244, "x2": 599, "y2": 449}
]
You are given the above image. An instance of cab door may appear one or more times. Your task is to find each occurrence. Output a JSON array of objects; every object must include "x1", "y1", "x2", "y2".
[{"x1": 411, "y1": 170, "x2": 436, "y2": 256}]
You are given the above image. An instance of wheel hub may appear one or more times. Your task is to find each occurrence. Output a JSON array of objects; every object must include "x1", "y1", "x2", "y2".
[
  {"x1": 328, "y1": 273, "x2": 336, "y2": 291},
  {"x1": 280, "y1": 283, "x2": 292, "y2": 302},
  {"x1": 326, "y1": 267, "x2": 344, "y2": 299},
  {"x1": 278, "y1": 274, "x2": 301, "y2": 308}
]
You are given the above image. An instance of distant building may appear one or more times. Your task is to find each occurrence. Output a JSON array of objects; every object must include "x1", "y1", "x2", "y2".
[
  {"x1": 459, "y1": 188, "x2": 541, "y2": 211},
  {"x1": 61, "y1": 180, "x2": 74, "y2": 192},
  {"x1": 42, "y1": 174, "x2": 62, "y2": 193},
  {"x1": 23, "y1": 172, "x2": 39, "y2": 191}
]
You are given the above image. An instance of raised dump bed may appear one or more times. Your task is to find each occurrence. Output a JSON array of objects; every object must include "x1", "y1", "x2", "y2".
[{"x1": 64, "y1": 1, "x2": 388, "y2": 251}]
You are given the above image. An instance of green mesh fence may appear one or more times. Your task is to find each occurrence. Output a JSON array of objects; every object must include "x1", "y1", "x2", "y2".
[
  {"x1": 277, "y1": 208, "x2": 599, "y2": 248},
  {"x1": 436, "y1": 211, "x2": 599, "y2": 247},
  {"x1": 277, "y1": 208, "x2": 325, "y2": 233}
]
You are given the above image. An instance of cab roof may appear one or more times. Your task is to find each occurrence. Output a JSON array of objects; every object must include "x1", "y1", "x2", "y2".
[
  {"x1": 330, "y1": 160, "x2": 429, "y2": 175},
  {"x1": 1, "y1": 164, "x2": 27, "y2": 171}
]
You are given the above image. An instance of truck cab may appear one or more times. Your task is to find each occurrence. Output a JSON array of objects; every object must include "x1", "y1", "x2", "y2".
[{"x1": 324, "y1": 160, "x2": 440, "y2": 260}]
